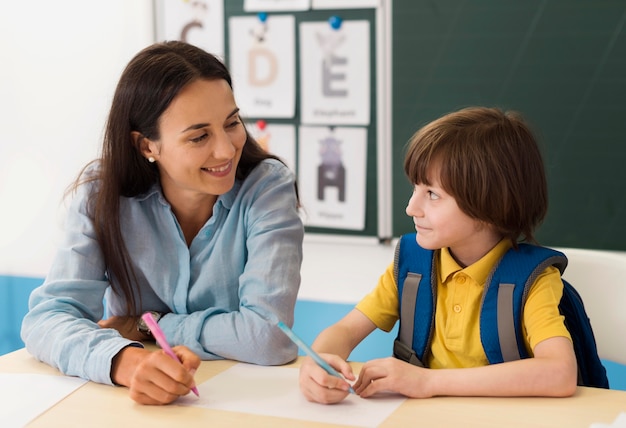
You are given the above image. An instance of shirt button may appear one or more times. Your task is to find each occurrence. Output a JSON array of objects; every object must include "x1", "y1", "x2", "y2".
[
  {"x1": 456, "y1": 276, "x2": 466, "y2": 284},
  {"x1": 453, "y1": 304, "x2": 462, "y2": 313}
]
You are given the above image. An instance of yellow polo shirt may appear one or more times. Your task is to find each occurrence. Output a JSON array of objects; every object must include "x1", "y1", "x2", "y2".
[{"x1": 355, "y1": 239, "x2": 571, "y2": 368}]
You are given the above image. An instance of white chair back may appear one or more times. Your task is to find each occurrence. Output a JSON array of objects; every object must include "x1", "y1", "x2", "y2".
[{"x1": 559, "y1": 247, "x2": 626, "y2": 365}]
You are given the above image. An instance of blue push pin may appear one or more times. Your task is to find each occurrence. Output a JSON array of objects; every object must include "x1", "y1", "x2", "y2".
[
  {"x1": 258, "y1": 12, "x2": 268, "y2": 23},
  {"x1": 328, "y1": 15, "x2": 342, "y2": 30}
]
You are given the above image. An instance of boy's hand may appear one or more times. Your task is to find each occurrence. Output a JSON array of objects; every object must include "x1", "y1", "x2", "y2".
[
  {"x1": 354, "y1": 357, "x2": 431, "y2": 398},
  {"x1": 298, "y1": 354, "x2": 355, "y2": 404}
]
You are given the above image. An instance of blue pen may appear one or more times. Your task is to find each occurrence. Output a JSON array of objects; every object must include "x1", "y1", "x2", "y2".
[{"x1": 277, "y1": 321, "x2": 355, "y2": 394}]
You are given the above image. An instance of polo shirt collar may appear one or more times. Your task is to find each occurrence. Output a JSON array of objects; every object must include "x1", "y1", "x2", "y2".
[{"x1": 438, "y1": 239, "x2": 513, "y2": 286}]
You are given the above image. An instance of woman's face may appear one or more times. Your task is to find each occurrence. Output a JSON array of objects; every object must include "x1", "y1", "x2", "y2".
[{"x1": 144, "y1": 78, "x2": 247, "y2": 207}]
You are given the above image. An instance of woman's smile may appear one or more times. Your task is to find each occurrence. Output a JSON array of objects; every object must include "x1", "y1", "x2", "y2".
[{"x1": 202, "y1": 160, "x2": 233, "y2": 177}]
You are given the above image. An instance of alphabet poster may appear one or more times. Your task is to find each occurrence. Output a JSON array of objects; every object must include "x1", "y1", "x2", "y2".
[
  {"x1": 247, "y1": 122, "x2": 297, "y2": 173},
  {"x1": 299, "y1": 20, "x2": 370, "y2": 126},
  {"x1": 312, "y1": 0, "x2": 379, "y2": 8},
  {"x1": 244, "y1": 0, "x2": 310, "y2": 11},
  {"x1": 155, "y1": 0, "x2": 224, "y2": 58},
  {"x1": 298, "y1": 126, "x2": 367, "y2": 230},
  {"x1": 229, "y1": 15, "x2": 296, "y2": 118}
]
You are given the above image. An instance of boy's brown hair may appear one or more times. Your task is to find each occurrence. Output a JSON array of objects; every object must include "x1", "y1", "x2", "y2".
[{"x1": 404, "y1": 106, "x2": 547, "y2": 245}]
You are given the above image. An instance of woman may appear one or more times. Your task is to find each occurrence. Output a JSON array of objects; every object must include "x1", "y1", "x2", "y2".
[{"x1": 22, "y1": 41, "x2": 304, "y2": 405}]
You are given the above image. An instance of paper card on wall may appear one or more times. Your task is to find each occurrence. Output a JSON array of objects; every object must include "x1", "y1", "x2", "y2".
[
  {"x1": 312, "y1": 0, "x2": 379, "y2": 9},
  {"x1": 244, "y1": 0, "x2": 310, "y2": 11},
  {"x1": 298, "y1": 125, "x2": 367, "y2": 230},
  {"x1": 248, "y1": 121, "x2": 297, "y2": 173},
  {"x1": 229, "y1": 15, "x2": 296, "y2": 118},
  {"x1": 155, "y1": 0, "x2": 225, "y2": 59},
  {"x1": 299, "y1": 20, "x2": 370, "y2": 126}
]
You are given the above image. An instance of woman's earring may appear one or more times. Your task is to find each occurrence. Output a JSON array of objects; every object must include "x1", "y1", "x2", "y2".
[{"x1": 148, "y1": 157, "x2": 155, "y2": 163}]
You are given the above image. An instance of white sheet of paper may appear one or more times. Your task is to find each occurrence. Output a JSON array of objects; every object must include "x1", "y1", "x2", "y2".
[
  {"x1": 178, "y1": 363, "x2": 405, "y2": 427},
  {"x1": 589, "y1": 412, "x2": 626, "y2": 428},
  {"x1": 0, "y1": 373, "x2": 87, "y2": 427}
]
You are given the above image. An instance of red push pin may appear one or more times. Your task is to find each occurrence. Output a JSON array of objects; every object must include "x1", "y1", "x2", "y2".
[{"x1": 255, "y1": 120, "x2": 269, "y2": 151}]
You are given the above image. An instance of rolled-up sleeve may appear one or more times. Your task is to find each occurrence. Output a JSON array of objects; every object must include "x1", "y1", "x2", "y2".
[{"x1": 21, "y1": 179, "x2": 140, "y2": 385}]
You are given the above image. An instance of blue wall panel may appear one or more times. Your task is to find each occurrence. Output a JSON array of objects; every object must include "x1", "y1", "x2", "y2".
[
  {"x1": 0, "y1": 275, "x2": 42, "y2": 355},
  {"x1": 2, "y1": 276, "x2": 624, "y2": 390}
]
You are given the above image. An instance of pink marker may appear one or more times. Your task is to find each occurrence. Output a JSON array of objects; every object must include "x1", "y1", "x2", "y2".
[{"x1": 141, "y1": 312, "x2": 200, "y2": 397}]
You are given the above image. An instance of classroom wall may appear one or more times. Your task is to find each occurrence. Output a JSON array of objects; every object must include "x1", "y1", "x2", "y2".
[
  {"x1": 0, "y1": 0, "x2": 154, "y2": 279},
  {"x1": 0, "y1": 0, "x2": 153, "y2": 355}
]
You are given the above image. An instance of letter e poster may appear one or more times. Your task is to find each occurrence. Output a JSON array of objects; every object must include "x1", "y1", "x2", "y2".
[{"x1": 299, "y1": 20, "x2": 370, "y2": 126}]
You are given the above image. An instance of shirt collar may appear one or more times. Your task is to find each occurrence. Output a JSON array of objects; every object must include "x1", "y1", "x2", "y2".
[
  {"x1": 134, "y1": 185, "x2": 163, "y2": 203},
  {"x1": 438, "y1": 239, "x2": 513, "y2": 286},
  {"x1": 219, "y1": 179, "x2": 241, "y2": 210}
]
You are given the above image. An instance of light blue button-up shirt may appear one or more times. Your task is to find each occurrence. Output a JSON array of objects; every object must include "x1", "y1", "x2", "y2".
[{"x1": 21, "y1": 159, "x2": 304, "y2": 385}]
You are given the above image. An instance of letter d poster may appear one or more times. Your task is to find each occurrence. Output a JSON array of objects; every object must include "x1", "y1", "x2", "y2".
[{"x1": 229, "y1": 15, "x2": 296, "y2": 118}]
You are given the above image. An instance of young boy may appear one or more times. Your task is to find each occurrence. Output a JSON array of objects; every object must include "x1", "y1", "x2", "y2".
[{"x1": 299, "y1": 107, "x2": 577, "y2": 404}]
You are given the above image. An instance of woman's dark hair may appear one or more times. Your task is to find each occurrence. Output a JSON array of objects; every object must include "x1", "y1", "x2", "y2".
[
  {"x1": 404, "y1": 106, "x2": 548, "y2": 246},
  {"x1": 73, "y1": 41, "x2": 285, "y2": 315}
]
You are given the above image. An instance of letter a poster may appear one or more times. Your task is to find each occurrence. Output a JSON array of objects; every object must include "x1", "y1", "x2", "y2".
[
  {"x1": 298, "y1": 125, "x2": 367, "y2": 230},
  {"x1": 229, "y1": 15, "x2": 295, "y2": 118},
  {"x1": 299, "y1": 20, "x2": 370, "y2": 126}
]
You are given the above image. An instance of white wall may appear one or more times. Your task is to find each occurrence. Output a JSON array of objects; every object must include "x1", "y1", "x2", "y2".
[{"x1": 0, "y1": 0, "x2": 154, "y2": 277}]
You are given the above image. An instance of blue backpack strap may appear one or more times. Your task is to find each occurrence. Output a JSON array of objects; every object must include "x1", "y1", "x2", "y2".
[
  {"x1": 481, "y1": 243, "x2": 567, "y2": 364},
  {"x1": 393, "y1": 233, "x2": 436, "y2": 367}
]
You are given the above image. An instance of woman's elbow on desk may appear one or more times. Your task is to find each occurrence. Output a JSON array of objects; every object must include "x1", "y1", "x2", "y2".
[{"x1": 252, "y1": 341, "x2": 299, "y2": 366}]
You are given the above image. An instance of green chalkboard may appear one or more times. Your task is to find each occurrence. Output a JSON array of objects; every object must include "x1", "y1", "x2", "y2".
[
  {"x1": 223, "y1": 2, "x2": 379, "y2": 237},
  {"x1": 391, "y1": 0, "x2": 626, "y2": 251}
]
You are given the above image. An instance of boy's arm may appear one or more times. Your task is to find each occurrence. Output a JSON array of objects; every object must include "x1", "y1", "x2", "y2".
[
  {"x1": 311, "y1": 309, "x2": 376, "y2": 358},
  {"x1": 355, "y1": 335, "x2": 577, "y2": 398},
  {"x1": 428, "y1": 335, "x2": 577, "y2": 397}
]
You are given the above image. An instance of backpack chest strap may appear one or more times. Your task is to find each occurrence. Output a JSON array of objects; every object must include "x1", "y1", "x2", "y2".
[
  {"x1": 480, "y1": 244, "x2": 568, "y2": 364},
  {"x1": 394, "y1": 234, "x2": 436, "y2": 366}
]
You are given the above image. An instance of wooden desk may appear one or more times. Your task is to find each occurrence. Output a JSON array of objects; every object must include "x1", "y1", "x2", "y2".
[{"x1": 1, "y1": 348, "x2": 625, "y2": 428}]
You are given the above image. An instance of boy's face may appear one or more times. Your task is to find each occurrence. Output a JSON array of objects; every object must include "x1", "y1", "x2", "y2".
[{"x1": 405, "y1": 164, "x2": 498, "y2": 266}]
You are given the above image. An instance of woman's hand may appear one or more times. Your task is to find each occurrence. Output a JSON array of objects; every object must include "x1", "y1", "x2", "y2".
[
  {"x1": 98, "y1": 316, "x2": 147, "y2": 341},
  {"x1": 298, "y1": 354, "x2": 355, "y2": 404},
  {"x1": 111, "y1": 346, "x2": 201, "y2": 405}
]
